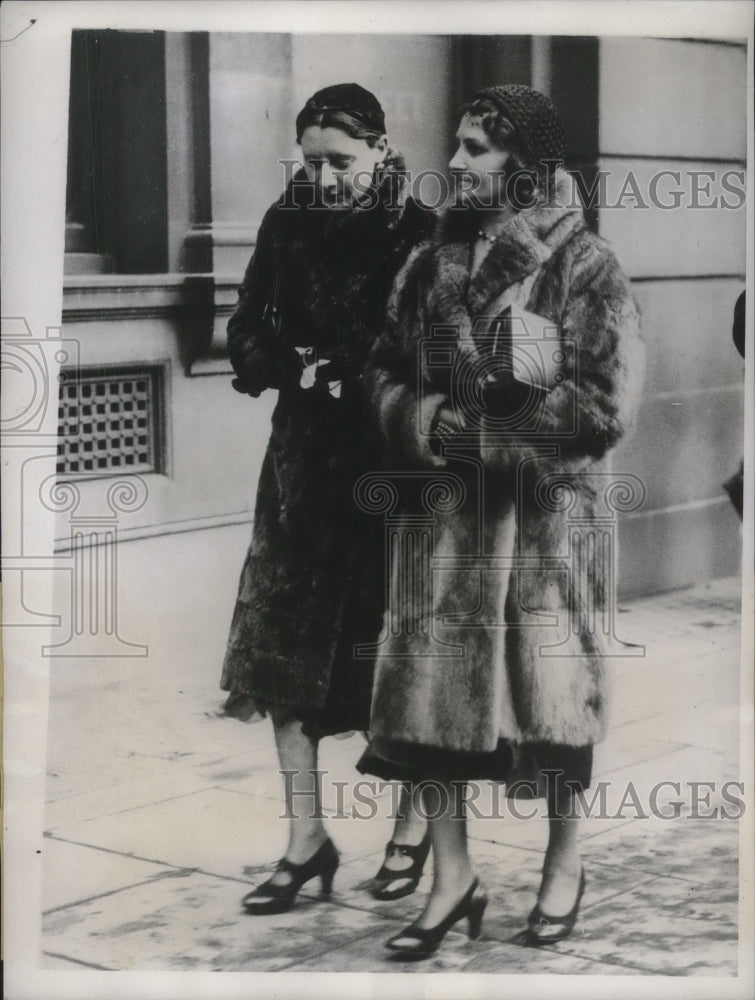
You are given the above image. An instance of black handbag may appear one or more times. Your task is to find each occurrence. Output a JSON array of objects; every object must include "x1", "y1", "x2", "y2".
[{"x1": 231, "y1": 273, "x2": 283, "y2": 395}]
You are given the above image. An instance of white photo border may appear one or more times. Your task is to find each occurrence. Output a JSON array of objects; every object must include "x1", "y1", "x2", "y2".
[{"x1": 2, "y1": 2, "x2": 753, "y2": 999}]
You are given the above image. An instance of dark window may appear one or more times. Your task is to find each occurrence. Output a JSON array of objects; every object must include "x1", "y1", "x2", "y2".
[{"x1": 66, "y1": 30, "x2": 168, "y2": 273}]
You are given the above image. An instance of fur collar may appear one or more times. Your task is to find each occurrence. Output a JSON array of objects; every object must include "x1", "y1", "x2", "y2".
[
  {"x1": 432, "y1": 170, "x2": 586, "y2": 317},
  {"x1": 270, "y1": 147, "x2": 420, "y2": 281}
]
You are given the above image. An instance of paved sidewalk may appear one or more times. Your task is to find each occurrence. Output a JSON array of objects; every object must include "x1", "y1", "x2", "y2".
[{"x1": 41, "y1": 572, "x2": 744, "y2": 976}]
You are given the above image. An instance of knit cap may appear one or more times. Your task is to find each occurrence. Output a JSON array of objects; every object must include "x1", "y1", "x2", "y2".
[
  {"x1": 468, "y1": 85, "x2": 566, "y2": 166},
  {"x1": 296, "y1": 83, "x2": 386, "y2": 140}
]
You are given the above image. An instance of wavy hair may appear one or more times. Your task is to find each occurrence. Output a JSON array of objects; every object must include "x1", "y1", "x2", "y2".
[{"x1": 462, "y1": 97, "x2": 556, "y2": 207}]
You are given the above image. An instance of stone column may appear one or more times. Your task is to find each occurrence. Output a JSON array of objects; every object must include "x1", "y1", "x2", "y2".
[
  {"x1": 182, "y1": 32, "x2": 294, "y2": 277},
  {"x1": 179, "y1": 32, "x2": 294, "y2": 374}
]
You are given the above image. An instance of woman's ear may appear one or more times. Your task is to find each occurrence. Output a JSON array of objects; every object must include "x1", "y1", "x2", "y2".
[{"x1": 375, "y1": 134, "x2": 388, "y2": 157}]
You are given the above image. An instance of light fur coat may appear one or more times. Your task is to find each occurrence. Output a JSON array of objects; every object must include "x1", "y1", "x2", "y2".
[{"x1": 366, "y1": 173, "x2": 645, "y2": 753}]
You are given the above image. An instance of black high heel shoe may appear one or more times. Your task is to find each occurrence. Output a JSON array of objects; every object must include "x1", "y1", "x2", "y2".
[
  {"x1": 385, "y1": 877, "x2": 488, "y2": 960},
  {"x1": 242, "y1": 837, "x2": 339, "y2": 915},
  {"x1": 527, "y1": 868, "x2": 586, "y2": 945},
  {"x1": 371, "y1": 835, "x2": 431, "y2": 901}
]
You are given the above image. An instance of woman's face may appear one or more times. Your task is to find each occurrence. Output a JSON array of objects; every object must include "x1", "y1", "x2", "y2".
[
  {"x1": 448, "y1": 112, "x2": 510, "y2": 208},
  {"x1": 300, "y1": 125, "x2": 387, "y2": 209}
]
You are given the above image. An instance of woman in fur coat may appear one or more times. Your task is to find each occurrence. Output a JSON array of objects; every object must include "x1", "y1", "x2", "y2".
[
  {"x1": 221, "y1": 84, "x2": 435, "y2": 914},
  {"x1": 358, "y1": 85, "x2": 645, "y2": 957}
]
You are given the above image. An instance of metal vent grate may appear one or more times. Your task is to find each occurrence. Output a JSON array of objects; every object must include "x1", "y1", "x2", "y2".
[{"x1": 57, "y1": 367, "x2": 163, "y2": 479}]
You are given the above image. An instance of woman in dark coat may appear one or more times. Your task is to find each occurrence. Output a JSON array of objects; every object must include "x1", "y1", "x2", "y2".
[
  {"x1": 220, "y1": 84, "x2": 435, "y2": 914},
  {"x1": 358, "y1": 86, "x2": 645, "y2": 957}
]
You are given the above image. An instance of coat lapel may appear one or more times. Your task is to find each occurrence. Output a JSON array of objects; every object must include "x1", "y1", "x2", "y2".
[
  {"x1": 425, "y1": 239, "x2": 473, "y2": 337},
  {"x1": 467, "y1": 213, "x2": 554, "y2": 317},
  {"x1": 431, "y1": 171, "x2": 587, "y2": 322},
  {"x1": 420, "y1": 174, "x2": 588, "y2": 383}
]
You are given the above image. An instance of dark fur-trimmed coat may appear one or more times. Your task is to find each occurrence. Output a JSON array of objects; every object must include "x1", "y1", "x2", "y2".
[
  {"x1": 220, "y1": 155, "x2": 435, "y2": 732},
  {"x1": 366, "y1": 173, "x2": 645, "y2": 753}
]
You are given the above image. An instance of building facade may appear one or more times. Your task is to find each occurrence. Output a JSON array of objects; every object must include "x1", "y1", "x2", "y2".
[{"x1": 57, "y1": 32, "x2": 746, "y2": 663}]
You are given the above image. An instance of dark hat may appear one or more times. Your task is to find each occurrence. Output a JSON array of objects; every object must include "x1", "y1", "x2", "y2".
[
  {"x1": 468, "y1": 84, "x2": 566, "y2": 166},
  {"x1": 296, "y1": 83, "x2": 386, "y2": 140}
]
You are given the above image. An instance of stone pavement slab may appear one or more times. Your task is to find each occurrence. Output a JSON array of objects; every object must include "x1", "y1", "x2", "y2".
[
  {"x1": 42, "y1": 838, "x2": 177, "y2": 913},
  {"x1": 290, "y1": 924, "x2": 640, "y2": 975},
  {"x1": 579, "y1": 816, "x2": 739, "y2": 887},
  {"x1": 39, "y1": 577, "x2": 745, "y2": 976},
  {"x1": 45, "y1": 761, "x2": 218, "y2": 832},
  {"x1": 42, "y1": 868, "x2": 407, "y2": 972},
  {"x1": 46, "y1": 789, "x2": 290, "y2": 880},
  {"x1": 546, "y1": 872, "x2": 739, "y2": 976}
]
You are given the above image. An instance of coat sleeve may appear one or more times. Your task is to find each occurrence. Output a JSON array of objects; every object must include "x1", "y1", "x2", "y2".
[
  {"x1": 480, "y1": 235, "x2": 644, "y2": 476},
  {"x1": 226, "y1": 206, "x2": 281, "y2": 397},
  {"x1": 367, "y1": 247, "x2": 448, "y2": 469}
]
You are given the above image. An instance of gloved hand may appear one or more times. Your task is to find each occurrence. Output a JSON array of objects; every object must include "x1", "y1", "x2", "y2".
[
  {"x1": 480, "y1": 375, "x2": 538, "y2": 420},
  {"x1": 313, "y1": 356, "x2": 360, "y2": 384},
  {"x1": 229, "y1": 358, "x2": 279, "y2": 397},
  {"x1": 229, "y1": 334, "x2": 283, "y2": 396}
]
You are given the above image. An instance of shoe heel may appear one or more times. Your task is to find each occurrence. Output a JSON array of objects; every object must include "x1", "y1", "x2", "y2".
[
  {"x1": 467, "y1": 895, "x2": 487, "y2": 940},
  {"x1": 320, "y1": 865, "x2": 337, "y2": 896}
]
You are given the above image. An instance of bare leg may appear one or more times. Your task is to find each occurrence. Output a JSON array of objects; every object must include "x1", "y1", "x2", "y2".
[
  {"x1": 268, "y1": 711, "x2": 328, "y2": 887},
  {"x1": 412, "y1": 781, "x2": 475, "y2": 929},
  {"x1": 379, "y1": 783, "x2": 428, "y2": 878},
  {"x1": 537, "y1": 794, "x2": 582, "y2": 914}
]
